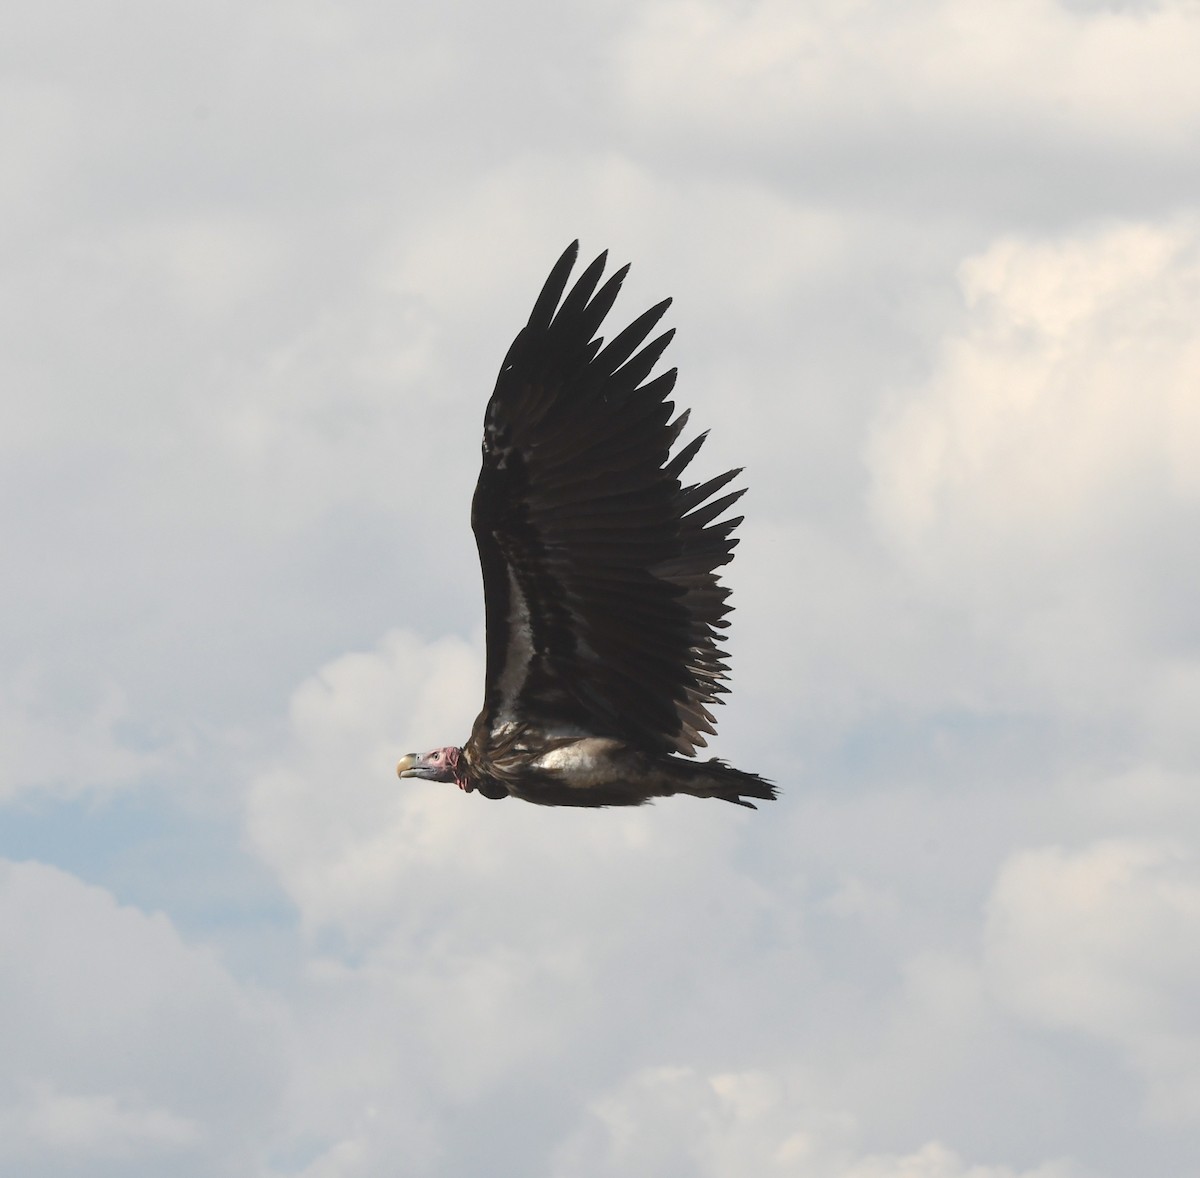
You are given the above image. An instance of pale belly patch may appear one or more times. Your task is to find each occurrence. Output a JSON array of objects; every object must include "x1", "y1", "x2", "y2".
[{"x1": 533, "y1": 738, "x2": 626, "y2": 786}]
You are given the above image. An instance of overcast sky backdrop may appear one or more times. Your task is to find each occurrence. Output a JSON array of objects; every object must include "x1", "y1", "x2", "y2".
[{"x1": 3, "y1": 1, "x2": 1200, "y2": 1175}]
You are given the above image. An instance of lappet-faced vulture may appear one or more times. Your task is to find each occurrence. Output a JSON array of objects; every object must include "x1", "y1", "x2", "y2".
[{"x1": 397, "y1": 242, "x2": 775, "y2": 808}]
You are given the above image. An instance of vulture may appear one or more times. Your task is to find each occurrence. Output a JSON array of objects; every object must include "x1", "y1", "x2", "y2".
[{"x1": 396, "y1": 241, "x2": 775, "y2": 809}]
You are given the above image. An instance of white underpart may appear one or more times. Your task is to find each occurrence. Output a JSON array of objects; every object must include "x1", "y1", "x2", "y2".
[
  {"x1": 494, "y1": 564, "x2": 533, "y2": 722},
  {"x1": 534, "y1": 738, "x2": 625, "y2": 785}
]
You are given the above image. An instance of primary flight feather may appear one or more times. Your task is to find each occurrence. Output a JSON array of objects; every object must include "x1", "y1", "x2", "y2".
[{"x1": 396, "y1": 241, "x2": 775, "y2": 808}]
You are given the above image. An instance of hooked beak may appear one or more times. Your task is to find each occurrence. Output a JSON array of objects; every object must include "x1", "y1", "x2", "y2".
[
  {"x1": 396, "y1": 747, "x2": 466, "y2": 788},
  {"x1": 397, "y1": 751, "x2": 455, "y2": 782}
]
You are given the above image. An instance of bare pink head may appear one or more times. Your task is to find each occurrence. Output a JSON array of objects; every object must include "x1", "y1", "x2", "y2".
[{"x1": 396, "y1": 746, "x2": 472, "y2": 791}]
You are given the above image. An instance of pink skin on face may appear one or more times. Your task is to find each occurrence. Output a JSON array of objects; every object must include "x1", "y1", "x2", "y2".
[{"x1": 396, "y1": 746, "x2": 471, "y2": 791}]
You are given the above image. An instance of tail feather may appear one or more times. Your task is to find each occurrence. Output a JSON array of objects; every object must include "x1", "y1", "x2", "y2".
[{"x1": 671, "y1": 757, "x2": 777, "y2": 809}]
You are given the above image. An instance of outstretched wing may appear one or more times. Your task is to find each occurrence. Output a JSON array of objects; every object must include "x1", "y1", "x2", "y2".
[{"x1": 470, "y1": 241, "x2": 745, "y2": 757}]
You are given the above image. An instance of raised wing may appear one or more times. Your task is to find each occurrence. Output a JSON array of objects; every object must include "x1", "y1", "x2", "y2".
[{"x1": 470, "y1": 241, "x2": 745, "y2": 756}]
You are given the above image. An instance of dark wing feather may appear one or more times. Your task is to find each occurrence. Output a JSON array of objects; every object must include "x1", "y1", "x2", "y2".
[{"x1": 470, "y1": 241, "x2": 745, "y2": 757}]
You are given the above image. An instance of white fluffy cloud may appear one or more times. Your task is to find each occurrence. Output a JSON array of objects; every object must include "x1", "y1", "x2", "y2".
[
  {"x1": 245, "y1": 627, "x2": 485, "y2": 936},
  {"x1": 379, "y1": 155, "x2": 848, "y2": 327},
  {"x1": 843, "y1": 1143, "x2": 1080, "y2": 1178},
  {"x1": 244, "y1": 631, "x2": 809, "y2": 1168},
  {"x1": 618, "y1": 0, "x2": 1200, "y2": 150},
  {"x1": 870, "y1": 219, "x2": 1200, "y2": 556},
  {"x1": 551, "y1": 1064, "x2": 1082, "y2": 1178},
  {"x1": 866, "y1": 218, "x2": 1200, "y2": 732},
  {"x1": 246, "y1": 626, "x2": 768, "y2": 945},
  {"x1": 0, "y1": 1084, "x2": 200, "y2": 1165},
  {"x1": 985, "y1": 839, "x2": 1200, "y2": 1123},
  {"x1": 242, "y1": 628, "x2": 1126, "y2": 1175},
  {"x1": 0, "y1": 861, "x2": 286, "y2": 1176},
  {"x1": 0, "y1": 669, "x2": 161, "y2": 802}
]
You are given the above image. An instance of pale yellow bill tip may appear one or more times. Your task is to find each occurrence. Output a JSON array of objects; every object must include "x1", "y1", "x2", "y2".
[{"x1": 396, "y1": 754, "x2": 417, "y2": 777}]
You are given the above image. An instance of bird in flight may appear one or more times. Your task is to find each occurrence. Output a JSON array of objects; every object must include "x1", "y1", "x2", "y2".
[{"x1": 397, "y1": 242, "x2": 775, "y2": 808}]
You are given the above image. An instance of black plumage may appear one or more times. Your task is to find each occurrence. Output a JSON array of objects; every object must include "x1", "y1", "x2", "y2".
[{"x1": 396, "y1": 242, "x2": 775, "y2": 808}]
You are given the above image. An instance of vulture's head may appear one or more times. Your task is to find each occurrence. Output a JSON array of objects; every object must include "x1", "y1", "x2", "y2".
[{"x1": 396, "y1": 746, "x2": 471, "y2": 790}]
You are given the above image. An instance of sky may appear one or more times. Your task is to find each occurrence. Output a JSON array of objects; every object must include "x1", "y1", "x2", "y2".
[{"x1": 2, "y1": 0, "x2": 1199, "y2": 1174}]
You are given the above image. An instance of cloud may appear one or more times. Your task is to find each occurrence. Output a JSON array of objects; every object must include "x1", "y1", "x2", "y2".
[
  {"x1": 379, "y1": 154, "x2": 847, "y2": 319},
  {"x1": 244, "y1": 630, "x2": 806, "y2": 1167},
  {"x1": 869, "y1": 219, "x2": 1200, "y2": 555},
  {"x1": 866, "y1": 218, "x2": 1200, "y2": 728},
  {"x1": 843, "y1": 1142, "x2": 1080, "y2": 1178},
  {"x1": 550, "y1": 1066, "x2": 840, "y2": 1178},
  {"x1": 550, "y1": 1064, "x2": 1082, "y2": 1178},
  {"x1": 0, "y1": 1083, "x2": 199, "y2": 1162},
  {"x1": 617, "y1": 0, "x2": 1200, "y2": 151},
  {"x1": 245, "y1": 627, "x2": 485, "y2": 935},
  {"x1": 0, "y1": 669, "x2": 162, "y2": 802},
  {"x1": 242, "y1": 628, "x2": 1127, "y2": 1174},
  {"x1": 0, "y1": 860, "x2": 286, "y2": 1176},
  {"x1": 985, "y1": 839, "x2": 1200, "y2": 1123}
]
